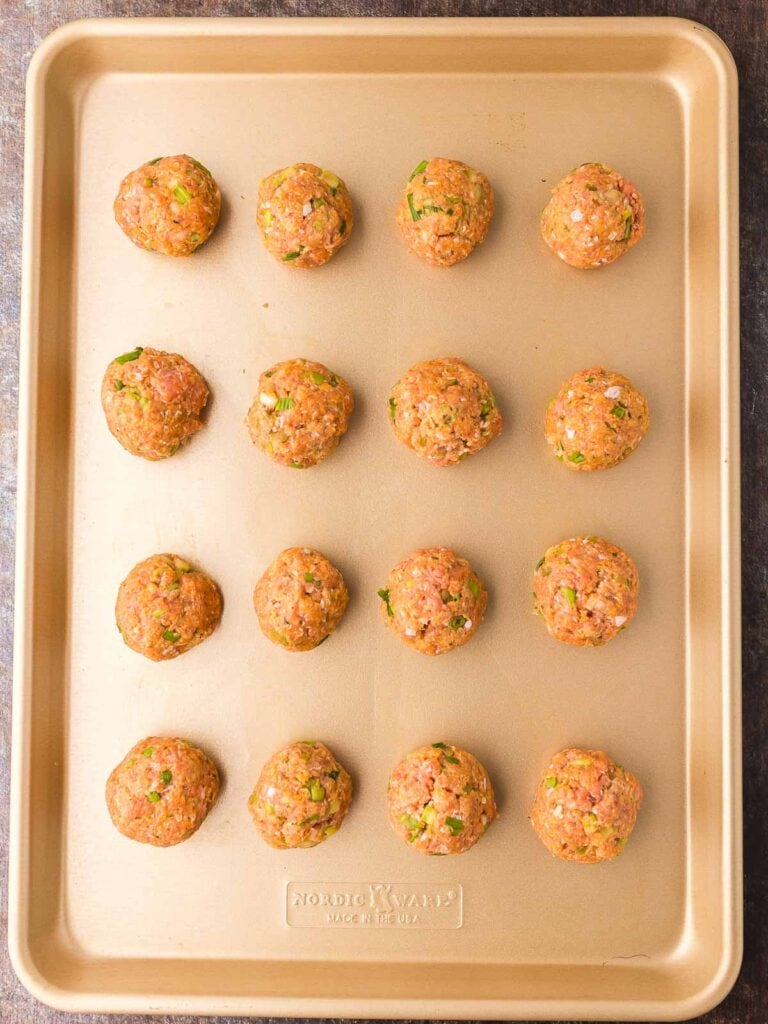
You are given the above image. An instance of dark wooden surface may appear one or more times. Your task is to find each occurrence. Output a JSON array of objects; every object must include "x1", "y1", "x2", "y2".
[{"x1": 1, "y1": 1, "x2": 766, "y2": 1022}]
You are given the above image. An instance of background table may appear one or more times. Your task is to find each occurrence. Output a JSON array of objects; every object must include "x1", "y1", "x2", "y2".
[{"x1": 1, "y1": 1, "x2": 765, "y2": 1022}]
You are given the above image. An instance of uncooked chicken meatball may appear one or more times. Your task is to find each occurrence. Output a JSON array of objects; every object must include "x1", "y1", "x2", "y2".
[
  {"x1": 257, "y1": 163, "x2": 353, "y2": 268},
  {"x1": 245, "y1": 358, "x2": 354, "y2": 468},
  {"x1": 540, "y1": 161, "x2": 645, "y2": 269},
  {"x1": 530, "y1": 747, "x2": 643, "y2": 862},
  {"x1": 533, "y1": 536, "x2": 638, "y2": 647},
  {"x1": 253, "y1": 547, "x2": 348, "y2": 651},
  {"x1": 116, "y1": 554, "x2": 222, "y2": 661},
  {"x1": 397, "y1": 157, "x2": 494, "y2": 267},
  {"x1": 101, "y1": 346, "x2": 209, "y2": 460},
  {"x1": 387, "y1": 742, "x2": 497, "y2": 855},
  {"x1": 545, "y1": 366, "x2": 650, "y2": 471},
  {"x1": 248, "y1": 740, "x2": 353, "y2": 848},
  {"x1": 389, "y1": 357, "x2": 502, "y2": 466},
  {"x1": 106, "y1": 736, "x2": 220, "y2": 847},
  {"x1": 378, "y1": 547, "x2": 487, "y2": 656},
  {"x1": 114, "y1": 154, "x2": 221, "y2": 256}
]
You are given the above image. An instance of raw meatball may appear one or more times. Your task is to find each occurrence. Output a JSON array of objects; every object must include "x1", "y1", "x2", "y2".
[
  {"x1": 253, "y1": 547, "x2": 348, "y2": 652},
  {"x1": 533, "y1": 536, "x2": 638, "y2": 647},
  {"x1": 101, "y1": 346, "x2": 209, "y2": 461},
  {"x1": 530, "y1": 747, "x2": 643, "y2": 862},
  {"x1": 378, "y1": 547, "x2": 487, "y2": 656},
  {"x1": 106, "y1": 736, "x2": 220, "y2": 847},
  {"x1": 257, "y1": 163, "x2": 353, "y2": 268},
  {"x1": 114, "y1": 154, "x2": 221, "y2": 257},
  {"x1": 389, "y1": 356, "x2": 502, "y2": 467},
  {"x1": 397, "y1": 157, "x2": 494, "y2": 267},
  {"x1": 540, "y1": 162, "x2": 645, "y2": 269},
  {"x1": 387, "y1": 743, "x2": 497, "y2": 855},
  {"x1": 545, "y1": 366, "x2": 650, "y2": 471},
  {"x1": 248, "y1": 740, "x2": 353, "y2": 848},
  {"x1": 245, "y1": 358, "x2": 354, "y2": 469},
  {"x1": 116, "y1": 553, "x2": 222, "y2": 661}
]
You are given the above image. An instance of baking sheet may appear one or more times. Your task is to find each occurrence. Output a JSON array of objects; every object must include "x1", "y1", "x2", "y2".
[{"x1": 10, "y1": 16, "x2": 740, "y2": 1020}]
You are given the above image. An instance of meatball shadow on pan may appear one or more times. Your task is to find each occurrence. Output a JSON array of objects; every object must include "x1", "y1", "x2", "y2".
[
  {"x1": 331, "y1": 549, "x2": 359, "y2": 622},
  {"x1": 465, "y1": 742, "x2": 508, "y2": 825},
  {"x1": 336, "y1": 382, "x2": 366, "y2": 451},
  {"x1": 199, "y1": 188, "x2": 231, "y2": 256},
  {"x1": 479, "y1": 179, "x2": 508, "y2": 258}
]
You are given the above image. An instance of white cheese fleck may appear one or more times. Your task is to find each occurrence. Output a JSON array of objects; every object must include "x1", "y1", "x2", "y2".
[
  {"x1": 463, "y1": 619, "x2": 473, "y2": 630},
  {"x1": 604, "y1": 385, "x2": 621, "y2": 399},
  {"x1": 570, "y1": 208, "x2": 584, "y2": 222},
  {"x1": 302, "y1": 202, "x2": 312, "y2": 217},
  {"x1": 615, "y1": 615, "x2": 627, "y2": 627},
  {"x1": 259, "y1": 392, "x2": 277, "y2": 409},
  {"x1": 566, "y1": 427, "x2": 575, "y2": 439}
]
